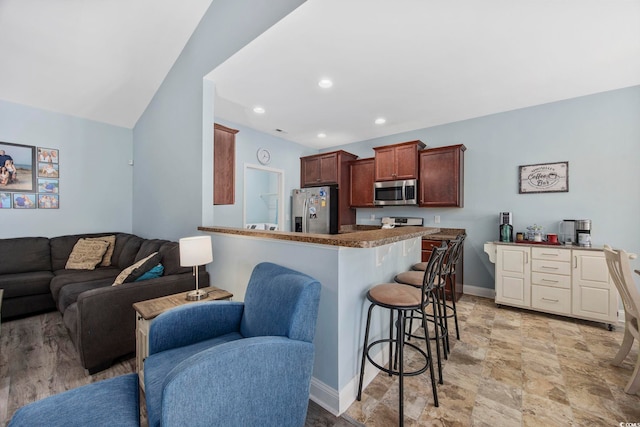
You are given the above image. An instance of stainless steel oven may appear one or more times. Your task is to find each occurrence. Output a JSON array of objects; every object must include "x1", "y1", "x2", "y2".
[{"x1": 374, "y1": 179, "x2": 418, "y2": 206}]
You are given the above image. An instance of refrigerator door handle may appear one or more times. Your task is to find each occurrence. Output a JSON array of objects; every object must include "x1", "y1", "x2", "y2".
[{"x1": 303, "y1": 197, "x2": 308, "y2": 233}]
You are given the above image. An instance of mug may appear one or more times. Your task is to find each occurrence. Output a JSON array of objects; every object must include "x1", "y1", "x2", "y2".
[{"x1": 547, "y1": 233, "x2": 558, "y2": 243}]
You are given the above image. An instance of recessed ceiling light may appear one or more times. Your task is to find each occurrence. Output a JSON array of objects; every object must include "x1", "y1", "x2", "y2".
[
  {"x1": 317, "y1": 133, "x2": 327, "y2": 138},
  {"x1": 318, "y1": 79, "x2": 333, "y2": 89},
  {"x1": 253, "y1": 106, "x2": 265, "y2": 114},
  {"x1": 375, "y1": 117, "x2": 386, "y2": 125}
]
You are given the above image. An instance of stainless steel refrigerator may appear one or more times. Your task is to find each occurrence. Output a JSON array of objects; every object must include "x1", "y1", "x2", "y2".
[{"x1": 291, "y1": 186, "x2": 339, "y2": 234}]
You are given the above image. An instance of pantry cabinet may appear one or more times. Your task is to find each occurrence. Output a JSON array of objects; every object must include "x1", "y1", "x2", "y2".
[
  {"x1": 419, "y1": 144, "x2": 465, "y2": 207},
  {"x1": 213, "y1": 123, "x2": 238, "y2": 205},
  {"x1": 487, "y1": 243, "x2": 618, "y2": 328},
  {"x1": 373, "y1": 140, "x2": 425, "y2": 181}
]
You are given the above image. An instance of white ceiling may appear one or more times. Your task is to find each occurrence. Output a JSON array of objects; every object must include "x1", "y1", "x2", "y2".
[
  {"x1": 0, "y1": 0, "x2": 213, "y2": 128},
  {"x1": 1, "y1": 1, "x2": 638, "y2": 146},
  {"x1": 209, "y1": 0, "x2": 640, "y2": 149}
]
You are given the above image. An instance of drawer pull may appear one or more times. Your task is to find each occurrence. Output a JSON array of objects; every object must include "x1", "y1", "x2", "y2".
[
  {"x1": 541, "y1": 279, "x2": 559, "y2": 283},
  {"x1": 541, "y1": 266, "x2": 559, "y2": 270},
  {"x1": 542, "y1": 297, "x2": 559, "y2": 303},
  {"x1": 542, "y1": 253, "x2": 558, "y2": 256}
]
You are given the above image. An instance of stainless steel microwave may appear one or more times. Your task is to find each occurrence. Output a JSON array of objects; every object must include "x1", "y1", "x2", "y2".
[{"x1": 374, "y1": 179, "x2": 418, "y2": 206}]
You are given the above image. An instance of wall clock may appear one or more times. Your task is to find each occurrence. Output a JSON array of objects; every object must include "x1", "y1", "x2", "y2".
[{"x1": 257, "y1": 147, "x2": 271, "y2": 165}]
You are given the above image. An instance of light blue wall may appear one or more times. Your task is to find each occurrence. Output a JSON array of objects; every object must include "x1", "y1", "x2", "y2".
[
  {"x1": 212, "y1": 118, "x2": 316, "y2": 229},
  {"x1": 0, "y1": 99, "x2": 133, "y2": 238},
  {"x1": 329, "y1": 86, "x2": 640, "y2": 290},
  {"x1": 132, "y1": 0, "x2": 305, "y2": 241}
]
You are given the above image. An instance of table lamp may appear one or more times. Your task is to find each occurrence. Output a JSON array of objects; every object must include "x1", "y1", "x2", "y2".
[{"x1": 179, "y1": 235, "x2": 213, "y2": 301}]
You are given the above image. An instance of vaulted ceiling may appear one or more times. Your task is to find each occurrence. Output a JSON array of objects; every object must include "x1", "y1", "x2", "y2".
[{"x1": 2, "y1": 1, "x2": 639, "y2": 149}]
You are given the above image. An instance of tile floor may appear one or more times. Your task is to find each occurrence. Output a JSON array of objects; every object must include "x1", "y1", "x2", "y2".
[{"x1": 345, "y1": 294, "x2": 640, "y2": 426}]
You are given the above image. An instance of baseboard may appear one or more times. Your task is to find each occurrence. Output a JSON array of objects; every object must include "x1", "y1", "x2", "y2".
[
  {"x1": 462, "y1": 283, "x2": 494, "y2": 299},
  {"x1": 309, "y1": 377, "x2": 340, "y2": 416}
]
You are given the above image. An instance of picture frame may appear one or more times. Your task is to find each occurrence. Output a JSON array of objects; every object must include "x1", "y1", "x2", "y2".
[
  {"x1": 12, "y1": 193, "x2": 36, "y2": 209},
  {"x1": 38, "y1": 178, "x2": 59, "y2": 193},
  {"x1": 37, "y1": 147, "x2": 59, "y2": 164},
  {"x1": 38, "y1": 194, "x2": 59, "y2": 209},
  {"x1": 0, "y1": 141, "x2": 36, "y2": 193},
  {"x1": 519, "y1": 161, "x2": 569, "y2": 194},
  {"x1": 0, "y1": 193, "x2": 12, "y2": 209},
  {"x1": 38, "y1": 162, "x2": 59, "y2": 178}
]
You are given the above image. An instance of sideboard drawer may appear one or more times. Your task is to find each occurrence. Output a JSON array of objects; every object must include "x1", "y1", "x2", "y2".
[
  {"x1": 531, "y1": 259, "x2": 571, "y2": 276},
  {"x1": 532, "y1": 272, "x2": 571, "y2": 289},
  {"x1": 531, "y1": 247, "x2": 571, "y2": 262},
  {"x1": 531, "y1": 285, "x2": 571, "y2": 315}
]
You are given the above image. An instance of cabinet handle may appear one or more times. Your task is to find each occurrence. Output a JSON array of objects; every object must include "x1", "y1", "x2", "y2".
[
  {"x1": 573, "y1": 256, "x2": 577, "y2": 268},
  {"x1": 525, "y1": 252, "x2": 529, "y2": 264},
  {"x1": 542, "y1": 253, "x2": 558, "y2": 256},
  {"x1": 542, "y1": 297, "x2": 559, "y2": 303},
  {"x1": 541, "y1": 279, "x2": 559, "y2": 283},
  {"x1": 541, "y1": 266, "x2": 559, "y2": 270}
]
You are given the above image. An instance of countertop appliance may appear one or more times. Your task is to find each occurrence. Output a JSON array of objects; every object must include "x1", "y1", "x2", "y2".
[
  {"x1": 575, "y1": 219, "x2": 592, "y2": 247},
  {"x1": 499, "y1": 212, "x2": 513, "y2": 242},
  {"x1": 560, "y1": 220, "x2": 575, "y2": 245},
  {"x1": 380, "y1": 216, "x2": 424, "y2": 228},
  {"x1": 374, "y1": 179, "x2": 418, "y2": 206},
  {"x1": 291, "y1": 186, "x2": 338, "y2": 234}
]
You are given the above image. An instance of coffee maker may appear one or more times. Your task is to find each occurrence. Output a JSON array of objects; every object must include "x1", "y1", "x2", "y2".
[
  {"x1": 499, "y1": 212, "x2": 513, "y2": 242},
  {"x1": 575, "y1": 219, "x2": 592, "y2": 247}
]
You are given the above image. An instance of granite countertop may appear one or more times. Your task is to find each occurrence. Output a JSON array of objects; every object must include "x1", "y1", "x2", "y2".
[
  {"x1": 198, "y1": 225, "x2": 441, "y2": 249},
  {"x1": 421, "y1": 228, "x2": 466, "y2": 241}
]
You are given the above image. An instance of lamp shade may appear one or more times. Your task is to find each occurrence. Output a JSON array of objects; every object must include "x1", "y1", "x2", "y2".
[{"x1": 179, "y1": 235, "x2": 213, "y2": 267}]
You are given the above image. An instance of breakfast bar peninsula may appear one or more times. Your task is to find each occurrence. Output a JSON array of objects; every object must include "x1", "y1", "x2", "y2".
[{"x1": 198, "y1": 225, "x2": 440, "y2": 415}]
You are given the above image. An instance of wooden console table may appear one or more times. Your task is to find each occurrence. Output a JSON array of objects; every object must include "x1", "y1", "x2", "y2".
[{"x1": 133, "y1": 286, "x2": 233, "y2": 390}]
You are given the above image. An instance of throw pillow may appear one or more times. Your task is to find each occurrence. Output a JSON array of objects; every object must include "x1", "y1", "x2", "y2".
[
  {"x1": 112, "y1": 252, "x2": 161, "y2": 286},
  {"x1": 83, "y1": 235, "x2": 116, "y2": 267},
  {"x1": 65, "y1": 239, "x2": 110, "y2": 270},
  {"x1": 135, "y1": 264, "x2": 164, "y2": 282}
]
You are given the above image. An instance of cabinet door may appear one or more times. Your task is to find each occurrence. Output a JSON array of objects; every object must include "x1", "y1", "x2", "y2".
[
  {"x1": 419, "y1": 145, "x2": 465, "y2": 207},
  {"x1": 213, "y1": 123, "x2": 238, "y2": 205},
  {"x1": 373, "y1": 146, "x2": 396, "y2": 181},
  {"x1": 350, "y1": 158, "x2": 375, "y2": 207},
  {"x1": 301, "y1": 153, "x2": 338, "y2": 187},
  {"x1": 572, "y1": 250, "x2": 617, "y2": 322},
  {"x1": 496, "y1": 246, "x2": 531, "y2": 307},
  {"x1": 395, "y1": 144, "x2": 420, "y2": 180}
]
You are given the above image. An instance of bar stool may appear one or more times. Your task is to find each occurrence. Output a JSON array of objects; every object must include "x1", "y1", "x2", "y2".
[
  {"x1": 357, "y1": 244, "x2": 447, "y2": 426},
  {"x1": 411, "y1": 234, "x2": 466, "y2": 340},
  {"x1": 394, "y1": 241, "x2": 450, "y2": 383}
]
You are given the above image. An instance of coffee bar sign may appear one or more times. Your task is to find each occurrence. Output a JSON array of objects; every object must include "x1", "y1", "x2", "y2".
[{"x1": 519, "y1": 161, "x2": 568, "y2": 194}]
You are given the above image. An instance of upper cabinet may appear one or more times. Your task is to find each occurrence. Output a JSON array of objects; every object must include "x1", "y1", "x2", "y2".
[
  {"x1": 213, "y1": 123, "x2": 239, "y2": 205},
  {"x1": 300, "y1": 150, "x2": 357, "y2": 188},
  {"x1": 419, "y1": 144, "x2": 466, "y2": 208},
  {"x1": 373, "y1": 140, "x2": 425, "y2": 182},
  {"x1": 349, "y1": 158, "x2": 376, "y2": 207}
]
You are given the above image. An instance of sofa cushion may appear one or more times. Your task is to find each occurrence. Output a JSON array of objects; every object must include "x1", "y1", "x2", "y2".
[
  {"x1": 135, "y1": 239, "x2": 170, "y2": 262},
  {"x1": 0, "y1": 271, "x2": 54, "y2": 298},
  {"x1": 83, "y1": 235, "x2": 116, "y2": 267},
  {"x1": 113, "y1": 252, "x2": 161, "y2": 286},
  {"x1": 50, "y1": 267, "x2": 120, "y2": 304},
  {"x1": 57, "y1": 278, "x2": 113, "y2": 313},
  {"x1": 112, "y1": 234, "x2": 144, "y2": 269},
  {"x1": 0, "y1": 237, "x2": 51, "y2": 275},
  {"x1": 158, "y1": 242, "x2": 191, "y2": 276},
  {"x1": 50, "y1": 233, "x2": 118, "y2": 271},
  {"x1": 65, "y1": 239, "x2": 110, "y2": 270}
]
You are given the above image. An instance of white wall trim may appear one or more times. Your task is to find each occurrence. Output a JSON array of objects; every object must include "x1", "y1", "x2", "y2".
[{"x1": 463, "y1": 283, "x2": 494, "y2": 299}]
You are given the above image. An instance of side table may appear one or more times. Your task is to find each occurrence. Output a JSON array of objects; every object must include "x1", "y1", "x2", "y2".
[{"x1": 133, "y1": 286, "x2": 233, "y2": 390}]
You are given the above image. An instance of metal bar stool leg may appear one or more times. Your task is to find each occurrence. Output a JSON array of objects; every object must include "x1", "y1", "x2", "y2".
[
  {"x1": 421, "y1": 303, "x2": 439, "y2": 407},
  {"x1": 357, "y1": 303, "x2": 375, "y2": 400},
  {"x1": 449, "y1": 274, "x2": 461, "y2": 340}
]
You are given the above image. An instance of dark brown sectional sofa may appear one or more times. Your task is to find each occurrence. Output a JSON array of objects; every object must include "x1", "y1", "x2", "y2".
[{"x1": 0, "y1": 232, "x2": 208, "y2": 373}]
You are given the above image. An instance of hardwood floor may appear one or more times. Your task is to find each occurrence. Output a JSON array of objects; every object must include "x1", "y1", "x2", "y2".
[{"x1": 0, "y1": 311, "x2": 358, "y2": 427}]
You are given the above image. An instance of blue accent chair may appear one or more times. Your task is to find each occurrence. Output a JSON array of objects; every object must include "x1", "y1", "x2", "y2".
[
  {"x1": 144, "y1": 262, "x2": 321, "y2": 427},
  {"x1": 8, "y1": 373, "x2": 140, "y2": 427}
]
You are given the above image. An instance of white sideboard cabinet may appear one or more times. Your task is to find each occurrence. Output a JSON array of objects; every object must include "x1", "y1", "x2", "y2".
[{"x1": 485, "y1": 242, "x2": 618, "y2": 329}]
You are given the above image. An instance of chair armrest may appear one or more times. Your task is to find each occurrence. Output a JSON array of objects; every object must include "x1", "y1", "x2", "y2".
[
  {"x1": 160, "y1": 337, "x2": 314, "y2": 427},
  {"x1": 148, "y1": 301, "x2": 244, "y2": 355}
]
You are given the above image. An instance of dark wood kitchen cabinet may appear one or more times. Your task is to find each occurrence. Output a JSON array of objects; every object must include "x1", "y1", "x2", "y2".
[
  {"x1": 373, "y1": 140, "x2": 425, "y2": 182},
  {"x1": 300, "y1": 150, "x2": 358, "y2": 227},
  {"x1": 419, "y1": 144, "x2": 466, "y2": 207},
  {"x1": 301, "y1": 150, "x2": 357, "y2": 187},
  {"x1": 213, "y1": 123, "x2": 238, "y2": 205},
  {"x1": 349, "y1": 158, "x2": 376, "y2": 207}
]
